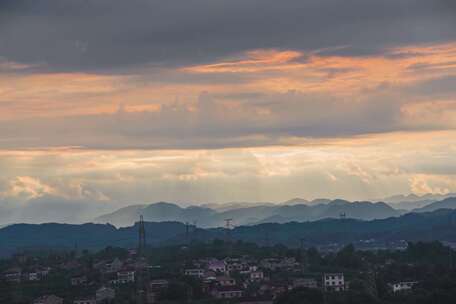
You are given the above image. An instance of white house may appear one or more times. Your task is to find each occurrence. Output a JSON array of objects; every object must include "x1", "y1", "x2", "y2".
[
  {"x1": 26, "y1": 271, "x2": 40, "y2": 281},
  {"x1": 212, "y1": 287, "x2": 243, "y2": 299},
  {"x1": 250, "y1": 271, "x2": 264, "y2": 281},
  {"x1": 3, "y1": 268, "x2": 22, "y2": 283},
  {"x1": 116, "y1": 270, "x2": 135, "y2": 284},
  {"x1": 323, "y1": 273, "x2": 345, "y2": 292},
  {"x1": 388, "y1": 281, "x2": 418, "y2": 293}
]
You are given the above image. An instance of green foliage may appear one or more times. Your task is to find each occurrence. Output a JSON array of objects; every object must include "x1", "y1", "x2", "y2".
[{"x1": 275, "y1": 287, "x2": 324, "y2": 304}]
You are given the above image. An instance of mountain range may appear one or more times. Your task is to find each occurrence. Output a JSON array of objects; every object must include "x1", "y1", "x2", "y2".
[
  {"x1": 94, "y1": 199, "x2": 403, "y2": 227},
  {"x1": 3, "y1": 208, "x2": 456, "y2": 257},
  {"x1": 94, "y1": 196, "x2": 456, "y2": 228}
]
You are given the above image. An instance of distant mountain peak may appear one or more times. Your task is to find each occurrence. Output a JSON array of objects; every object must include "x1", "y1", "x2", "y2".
[
  {"x1": 94, "y1": 197, "x2": 410, "y2": 227},
  {"x1": 282, "y1": 198, "x2": 309, "y2": 205}
]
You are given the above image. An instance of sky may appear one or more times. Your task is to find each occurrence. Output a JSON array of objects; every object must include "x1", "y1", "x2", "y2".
[{"x1": 0, "y1": 0, "x2": 456, "y2": 224}]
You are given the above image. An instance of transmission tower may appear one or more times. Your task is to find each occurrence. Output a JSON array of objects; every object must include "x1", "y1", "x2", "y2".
[
  {"x1": 225, "y1": 218, "x2": 233, "y2": 238},
  {"x1": 225, "y1": 218, "x2": 233, "y2": 256},
  {"x1": 185, "y1": 222, "x2": 190, "y2": 245},
  {"x1": 136, "y1": 215, "x2": 147, "y2": 304},
  {"x1": 138, "y1": 215, "x2": 146, "y2": 257}
]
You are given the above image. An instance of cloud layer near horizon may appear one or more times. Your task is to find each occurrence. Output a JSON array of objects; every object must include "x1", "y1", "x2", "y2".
[{"x1": 0, "y1": 0, "x2": 456, "y2": 222}]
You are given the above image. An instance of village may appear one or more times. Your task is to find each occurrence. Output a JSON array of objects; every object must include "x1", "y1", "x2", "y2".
[{"x1": 0, "y1": 239, "x2": 432, "y2": 304}]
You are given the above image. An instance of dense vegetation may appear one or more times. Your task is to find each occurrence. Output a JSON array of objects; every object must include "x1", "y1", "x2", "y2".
[{"x1": 1, "y1": 240, "x2": 456, "y2": 303}]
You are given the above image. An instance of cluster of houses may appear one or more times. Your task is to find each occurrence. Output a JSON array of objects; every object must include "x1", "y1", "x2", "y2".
[
  {"x1": 1, "y1": 253, "x2": 419, "y2": 303},
  {"x1": 32, "y1": 286, "x2": 115, "y2": 304},
  {"x1": 3, "y1": 266, "x2": 51, "y2": 283},
  {"x1": 182, "y1": 256, "x2": 349, "y2": 300}
]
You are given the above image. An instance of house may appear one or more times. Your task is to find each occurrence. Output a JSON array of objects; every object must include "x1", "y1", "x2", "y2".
[
  {"x1": 71, "y1": 275, "x2": 87, "y2": 286},
  {"x1": 225, "y1": 259, "x2": 244, "y2": 272},
  {"x1": 184, "y1": 268, "x2": 205, "y2": 278},
  {"x1": 293, "y1": 278, "x2": 318, "y2": 289},
  {"x1": 208, "y1": 259, "x2": 227, "y2": 273},
  {"x1": 33, "y1": 295, "x2": 64, "y2": 304},
  {"x1": 3, "y1": 267, "x2": 22, "y2": 283},
  {"x1": 203, "y1": 270, "x2": 217, "y2": 282},
  {"x1": 26, "y1": 271, "x2": 40, "y2": 281},
  {"x1": 116, "y1": 269, "x2": 135, "y2": 284},
  {"x1": 278, "y1": 257, "x2": 298, "y2": 270},
  {"x1": 24, "y1": 267, "x2": 50, "y2": 281},
  {"x1": 61, "y1": 260, "x2": 82, "y2": 270},
  {"x1": 247, "y1": 264, "x2": 258, "y2": 273},
  {"x1": 73, "y1": 297, "x2": 96, "y2": 304},
  {"x1": 323, "y1": 273, "x2": 345, "y2": 292},
  {"x1": 36, "y1": 267, "x2": 51, "y2": 277},
  {"x1": 212, "y1": 286, "x2": 243, "y2": 299},
  {"x1": 96, "y1": 286, "x2": 116, "y2": 302},
  {"x1": 260, "y1": 258, "x2": 280, "y2": 270},
  {"x1": 105, "y1": 258, "x2": 123, "y2": 273},
  {"x1": 388, "y1": 281, "x2": 418, "y2": 293},
  {"x1": 250, "y1": 271, "x2": 264, "y2": 281},
  {"x1": 216, "y1": 275, "x2": 236, "y2": 286},
  {"x1": 149, "y1": 279, "x2": 169, "y2": 290}
]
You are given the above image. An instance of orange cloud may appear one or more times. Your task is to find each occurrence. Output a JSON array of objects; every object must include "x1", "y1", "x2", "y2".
[
  {"x1": 183, "y1": 49, "x2": 303, "y2": 73},
  {"x1": 182, "y1": 43, "x2": 456, "y2": 95}
]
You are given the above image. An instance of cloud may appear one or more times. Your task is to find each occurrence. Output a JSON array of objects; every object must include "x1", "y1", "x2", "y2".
[
  {"x1": 0, "y1": 0, "x2": 455, "y2": 219},
  {"x1": 409, "y1": 175, "x2": 456, "y2": 196},
  {"x1": 0, "y1": 176, "x2": 58, "y2": 200},
  {"x1": 0, "y1": 130, "x2": 455, "y2": 207},
  {"x1": 0, "y1": 174, "x2": 112, "y2": 224},
  {"x1": 1, "y1": 40, "x2": 455, "y2": 150},
  {"x1": 0, "y1": 0, "x2": 455, "y2": 72}
]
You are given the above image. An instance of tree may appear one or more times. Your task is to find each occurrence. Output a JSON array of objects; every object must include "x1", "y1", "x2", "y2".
[{"x1": 274, "y1": 287, "x2": 324, "y2": 304}]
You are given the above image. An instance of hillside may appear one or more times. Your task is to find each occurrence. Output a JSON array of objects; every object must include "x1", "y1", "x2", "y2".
[
  {"x1": 4, "y1": 209, "x2": 456, "y2": 256},
  {"x1": 413, "y1": 197, "x2": 456, "y2": 213},
  {"x1": 382, "y1": 193, "x2": 456, "y2": 210}
]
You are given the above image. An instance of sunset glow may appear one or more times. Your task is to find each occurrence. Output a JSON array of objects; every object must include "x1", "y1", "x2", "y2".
[{"x1": 1, "y1": 0, "x2": 455, "y2": 224}]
